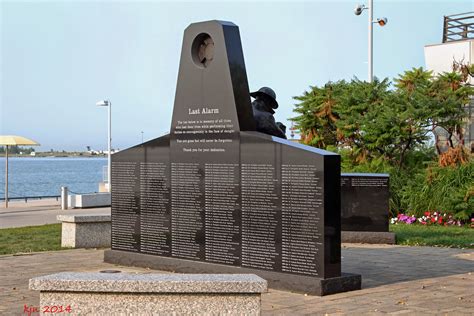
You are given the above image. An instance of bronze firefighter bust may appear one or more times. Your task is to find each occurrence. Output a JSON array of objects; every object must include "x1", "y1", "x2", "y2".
[{"x1": 250, "y1": 87, "x2": 287, "y2": 139}]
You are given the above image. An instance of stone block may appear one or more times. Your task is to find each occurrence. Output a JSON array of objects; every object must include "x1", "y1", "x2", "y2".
[
  {"x1": 342, "y1": 231, "x2": 396, "y2": 244},
  {"x1": 57, "y1": 215, "x2": 111, "y2": 248},
  {"x1": 68, "y1": 193, "x2": 111, "y2": 208},
  {"x1": 29, "y1": 272, "x2": 267, "y2": 315}
]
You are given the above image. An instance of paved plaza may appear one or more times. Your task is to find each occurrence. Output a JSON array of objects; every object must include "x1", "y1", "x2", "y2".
[
  {"x1": 0, "y1": 199, "x2": 110, "y2": 229},
  {"x1": 0, "y1": 244, "x2": 472, "y2": 315}
]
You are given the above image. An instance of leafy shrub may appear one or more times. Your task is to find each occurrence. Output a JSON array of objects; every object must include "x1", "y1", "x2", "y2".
[
  {"x1": 401, "y1": 160, "x2": 474, "y2": 220},
  {"x1": 339, "y1": 147, "x2": 435, "y2": 217},
  {"x1": 293, "y1": 67, "x2": 473, "y2": 220}
]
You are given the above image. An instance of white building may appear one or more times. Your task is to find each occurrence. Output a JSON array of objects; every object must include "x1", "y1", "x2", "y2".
[{"x1": 424, "y1": 12, "x2": 474, "y2": 152}]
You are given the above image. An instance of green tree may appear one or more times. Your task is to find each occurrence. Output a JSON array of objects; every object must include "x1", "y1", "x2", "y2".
[
  {"x1": 335, "y1": 78, "x2": 390, "y2": 164},
  {"x1": 291, "y1": 66, "x2": 472, "y2": 217},
  {"x1": 429, "y1": 71, "x2": 472, "y2": 150},
  {"x1": 292, "y1": 67, "x2": 470, "y2": 170},
  {"x1": 292, "y1": 81, "x2": 346, "y2": 148},
  {"x1": 0, "y1": 146, "x2": 35, "y2": 155}
]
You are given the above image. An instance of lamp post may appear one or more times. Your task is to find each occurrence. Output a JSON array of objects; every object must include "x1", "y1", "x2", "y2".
[
  {"x1": 96, "y1": 100, "x2": 111, "y2": 192},
  {"x1": 5, "y1": 145, "x2": 8, "y2": 208},
  {"x1": 354, "y1": 0, "x2": 388, "y2": 83}
]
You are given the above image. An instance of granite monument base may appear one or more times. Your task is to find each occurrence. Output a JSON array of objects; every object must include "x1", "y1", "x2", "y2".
[
  {"x1": 30, "y1": 272, "x2": 266, "y2": 315},
  {"x1": 342, "y1": 231, "x2": 396, "y2": 244},
  {"x1": 104, "y1": 250, "x2": 361, "y2": 296}
]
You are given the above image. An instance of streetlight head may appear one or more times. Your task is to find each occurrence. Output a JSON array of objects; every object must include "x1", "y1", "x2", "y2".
[
  {"x1": 354, "y1": 4, "x2": 365, "y2": 16},
  {"x1": 377, "y1": 17, "x2": 388, "y2": 26},
  {"x1": 96, "y1": 100, "x2": 110, "y2": 107}
]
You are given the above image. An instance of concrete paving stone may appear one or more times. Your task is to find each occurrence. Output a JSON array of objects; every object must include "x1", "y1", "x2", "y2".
[
  {"x1": 449, "y1": 307, "x2": 474, "y2": 314},
  {"x1": 1, "y1": 246, "x2": 474, "y2": 314},
  {"x1": 274, "y1": 306, "x2": 343, "y2": 315},
  {"x1": 322, "y1": 297, "x2": 359, "y2": 305},
  {"x1": 359, "y1": 311, "x2": 391, "y2": 315},
  {"x1": 261, "y1": 303, "x2": 286, "y2": 311},
  {"x1": 262, "y1": 309, "x2": 293, "y2": 316},
  {"x1": 378, "y1": 304, "x2": 423, "y2": 314},
  {"x1": 314, "y1": 312, "x2": 345, "y2": 316},
  {"x1": 264, "y1": 298, "x2": 307, "y2": 309},
  {"x1": 389, "y1": 310, "x2": 424, "y2": 315}
]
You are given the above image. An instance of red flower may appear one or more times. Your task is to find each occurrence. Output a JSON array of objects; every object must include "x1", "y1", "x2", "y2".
[
  {"x1": 424, "y1": 211, "x2": 430, "y2": 216},
  {"x1": 431, "y1": 218, "x2": 436, "y2": 223},
  {"x1": 438, "y1": 218, "x2": 443, "y2": 224},
  {"x1": 421, "y1": 221, "x2": 427, "y2": 225}
]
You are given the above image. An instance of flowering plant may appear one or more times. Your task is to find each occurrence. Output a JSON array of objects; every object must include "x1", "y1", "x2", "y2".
[
  {"x1": 393, "y1": 214, "x2": 417, "y2": 224},
  {"x1": 390, "y1": 211, "x2": 470, "y2": 227}
]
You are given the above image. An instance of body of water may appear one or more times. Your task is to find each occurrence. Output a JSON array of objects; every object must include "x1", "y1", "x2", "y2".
[{"x1": 0, "y1": 157, "x2": 107, "y2": 198}]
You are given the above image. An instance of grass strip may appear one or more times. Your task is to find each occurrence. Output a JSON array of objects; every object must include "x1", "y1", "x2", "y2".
[
  {"x1": 390, "y1": 224, "x2": 474, "y2": 248},
  {"x1": 0, "y1": 224, "x2": 67, "y2": 255},
  {"x1": 1, "y1": 223, "x2": 472, "y2": 255}
]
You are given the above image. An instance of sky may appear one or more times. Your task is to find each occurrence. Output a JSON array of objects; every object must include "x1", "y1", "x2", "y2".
[{"x1": 1, "y1": 0, "x2": 473, "y2": 152}]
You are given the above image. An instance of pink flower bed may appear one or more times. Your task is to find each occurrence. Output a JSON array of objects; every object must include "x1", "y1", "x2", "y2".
[{"x1": 391, "y1": 211, "x2": 473, "y2": 227}]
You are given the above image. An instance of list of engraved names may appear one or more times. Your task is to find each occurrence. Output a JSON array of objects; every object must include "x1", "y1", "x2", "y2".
[
  {"x1": 111, "y1": 162, "x2": 139, "y2": 252},
  {"x1": 281, "y1": 164, "x2": 322, "y2": 276}
]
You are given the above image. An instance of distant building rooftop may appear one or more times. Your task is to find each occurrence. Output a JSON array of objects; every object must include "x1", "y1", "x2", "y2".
[{"x1": 443, "y1": 12, "x2": 474, "y2": 43}]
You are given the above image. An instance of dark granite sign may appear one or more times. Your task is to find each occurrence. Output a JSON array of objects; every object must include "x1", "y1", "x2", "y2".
[
  {"x1": 107, "y1": 20, "x2": 360, "y2": 295},
  {"x1": 341, "y1": 173, "x2": 390, "y2": 232}
]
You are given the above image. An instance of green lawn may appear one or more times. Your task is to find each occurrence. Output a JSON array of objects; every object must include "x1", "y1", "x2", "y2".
[
  {"x1": 0, "y1": 224, "x2": 67, "y2": 255},
  {"x1": 390, "y1": 224, "x2": 474, "y2": 248},
  {"x1": 0, "y1": 222, "x2": 472, "y2": 256}
]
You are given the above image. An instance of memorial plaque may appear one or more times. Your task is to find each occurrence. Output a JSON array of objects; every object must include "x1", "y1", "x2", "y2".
[
  {"x1": 108, "y1": 20, "x2": 360, "y2": 295},
  {"x1": 111, "y1": 135, "x2": 171, "y2": 254},
  {"x1": 341, "y1": 173, "x2": 390, "y2": 232}
]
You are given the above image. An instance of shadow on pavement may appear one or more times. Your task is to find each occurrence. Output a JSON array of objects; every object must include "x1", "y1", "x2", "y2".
[{"x1": 341, "y1": 245, "x2": 473, "y2": 289}]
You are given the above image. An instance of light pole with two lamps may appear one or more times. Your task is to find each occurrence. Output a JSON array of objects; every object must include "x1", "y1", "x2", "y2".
[
  {"x1": 354, "y1": 0, "x2": 388, "y2": 83},
  {"x1": 96, "y1": 100, "x2": 112, "y2": 192}
]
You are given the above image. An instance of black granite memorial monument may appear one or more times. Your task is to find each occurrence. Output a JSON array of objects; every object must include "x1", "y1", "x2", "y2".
[
  {"x1": 340, "y1": 173, "x2": 395, "y2": 244},
  {"x1": 104, "y1": 20, "x2": 361, "y2": 295}
]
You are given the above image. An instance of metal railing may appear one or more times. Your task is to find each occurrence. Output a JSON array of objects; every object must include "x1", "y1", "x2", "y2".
[
  {"x1": 443, "y1": 12, "x2": 474, "y2": 43},
  {"x1": 0, "y1": 195, "x2": 60, "y2": 203}
]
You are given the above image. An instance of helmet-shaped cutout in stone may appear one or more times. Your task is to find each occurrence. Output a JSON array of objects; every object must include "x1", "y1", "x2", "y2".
[{"x1": 170, "y1": 20, "x2": 256, "y2": 134}]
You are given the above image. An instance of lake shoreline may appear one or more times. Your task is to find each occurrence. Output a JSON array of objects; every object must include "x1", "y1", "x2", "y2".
[
  {"x1": 0, "y1": 157, "x2": 107, "y2": 198},
  {"x1": 0, "y1": 154, "x2": 108, "y2": 158}
]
